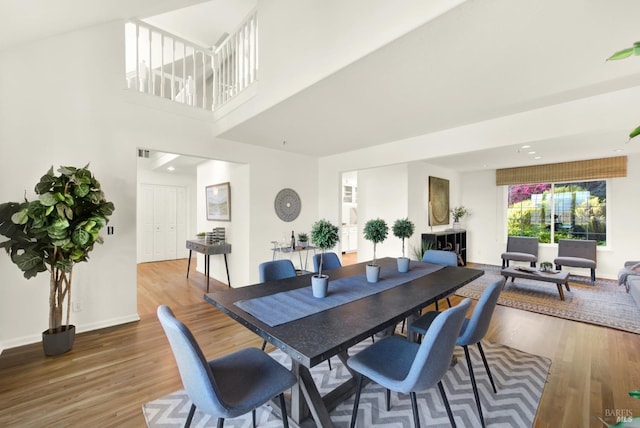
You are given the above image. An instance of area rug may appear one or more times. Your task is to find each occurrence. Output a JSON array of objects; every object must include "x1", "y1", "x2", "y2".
[
  {"x1": 457, "y1": 265, "x2": 640, "y2": 334},
  {"x1": 142, "y1": 340, "x2": 550, "y2": 427}
]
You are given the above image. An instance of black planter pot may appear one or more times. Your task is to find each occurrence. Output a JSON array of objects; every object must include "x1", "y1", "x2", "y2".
[{"x1": 42, "y1": 325, "x2": 76, "y2": 356}]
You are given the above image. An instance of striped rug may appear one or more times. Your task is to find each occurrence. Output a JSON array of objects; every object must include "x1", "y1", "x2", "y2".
[{"x1": 143, "y1": 340, "x2": 550, "y2": 427}]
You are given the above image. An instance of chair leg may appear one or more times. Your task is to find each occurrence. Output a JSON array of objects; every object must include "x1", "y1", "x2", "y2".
[
  {"x1": 446, "y1": 297, "x2": 452, "y2": 308},
  {"x1": 401, "y1": 318, "x2": 406, "y2": 333},
  {"x1": 591, "y1": 268, "x2": 596, "y2": 284},
  {"x1": 410, "y1": 391, "x2": 421, "y2": 428},
  {"x1": 437, "y1": 381, "x2": 456, "y2": 428},
  {"x1": 477, "y1": 342, "x2": 497, "y2": 394},
  {"x1": 463, "y1": 346, "x2": 485, "y2": 428},
  {"x1": 502, "y1": 259, "x2": 506, "y2": 268},
  {"x1": 327, "y1": 358, "x2": 332, "y2": 370},
  {"x1": 279, "y1": 392, "x2": 290, "y2": 428},
  {"x1": 185, "y1": 403, "x2": 196, "y2": 428},
  {"x1": 386, "y1": 388, "x2": 391, "y2": 411},
  {"x1": 350, "y1": 374, "x2": 364, "y2": 428},
  {"x1": 261, "y1": 340, "x2": 267, "y2": 351},
  {"x1": 435, "y1": 300, "x2": 439, "y2": 311},
  {"x1": 252, "y1": 409, "x2": 256, "y2": 428},
  {"x1": 216, "y1": 417, "x2": 224, "y2": 428}
]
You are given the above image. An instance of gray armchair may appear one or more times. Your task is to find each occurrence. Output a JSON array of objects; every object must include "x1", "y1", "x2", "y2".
[
  {"x1": 501, "y1": 236, "x2": 538, "y2": 268},
  {"x1": 554, "y1": 239, "x2": 597, "y2": 284}
]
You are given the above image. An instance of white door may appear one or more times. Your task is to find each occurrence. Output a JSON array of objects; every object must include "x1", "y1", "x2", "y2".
[{"x1": 140, "y1": 184, "x2": 186, "y2": 262}]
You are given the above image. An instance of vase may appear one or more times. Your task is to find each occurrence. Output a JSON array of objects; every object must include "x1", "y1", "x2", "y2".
[
  {"x1": 311, "y1": 275, "x2": 329, "y2": 298},
  {"x1": 453, "y1": 221, "x2": 461, "y2": 230},
  {"x1": 42, "y1": 325, "x2": 75, "y2": 356},
  {"x1": 366, "y1": 264, "x2": 381, "y2": 283},
  {"x1": 397, "y1": 257, "x2": 410, "y2": 273}
]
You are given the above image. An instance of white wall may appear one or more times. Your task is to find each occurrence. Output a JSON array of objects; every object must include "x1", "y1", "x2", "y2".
[{"x1": 0, "y1": 20, "x2": 317, "y2": 351}]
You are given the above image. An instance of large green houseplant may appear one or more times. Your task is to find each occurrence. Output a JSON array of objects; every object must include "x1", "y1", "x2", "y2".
[
  {"x1": 363, "y1": 218, "x2": 388, "y2": 283},
  {"x1": 310, "y1": 219, "x2": 340, "y2": 297},
  {"x1": 392, "y1": 218, "x2": 415, "y2": 273},
  {"x1": 0, "y1": 165, "x2": 114, "y2": 355},
  {"x1": 607, "y1": 42, "x2": 640, "y2": 140}
]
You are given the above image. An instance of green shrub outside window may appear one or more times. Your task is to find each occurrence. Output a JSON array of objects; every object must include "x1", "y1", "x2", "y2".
[{"x1": 507, "y1": 180, "x2": 606, "y2": 245}]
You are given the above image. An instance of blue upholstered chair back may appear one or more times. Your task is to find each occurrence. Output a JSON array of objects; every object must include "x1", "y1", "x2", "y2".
[
  {"x1": 312, "y1": 252, "x2": 342, "y2": 273},
  {"x1": 157, "y1": 305, "x2": 225, "y2": 416},
  {"x1": 404, "y1": 298, "x2": 471, "y2": 393},
  {"x1": 457, "y1": 279, "x2": 503, "y2": 346},
  {"x1": 259, "y1": 259, "x2": 297, "y2": 282},
  {"x1": 422, "y1": 250, "x2": 458, "y2": 266}
]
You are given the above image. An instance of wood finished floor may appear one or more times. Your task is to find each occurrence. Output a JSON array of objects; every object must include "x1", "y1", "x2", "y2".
[{"x1": 0, "y1": 255, "x2": 639, "y2": 427}]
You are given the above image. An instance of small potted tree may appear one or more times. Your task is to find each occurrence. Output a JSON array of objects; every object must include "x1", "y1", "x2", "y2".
[
  {"x1": 392, "y1": 218, "x2": 415, "y2": 273},
  {"x1": 0, "y1": 165, "x2": 114, "y2": 356},
  {"x1": 363, "y1": 218, "x2": 388, "y2": 283},
  {"x1": 450, "y1": 206, "x2": 469, "y2": 230},
  {"x1": 310, "y1": 219, "x2": 340, "y2": 297},
  {"x1": 297, "y1": 232, "x2": 309, "y2": 248}
]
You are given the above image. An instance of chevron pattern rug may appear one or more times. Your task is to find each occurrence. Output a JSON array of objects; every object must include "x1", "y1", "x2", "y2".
[
  {"x1": 143, "y1": 340, "x2": 550, "y2": 427},
  {"x1": 458, "y1": 265, "x2": 640, "y2": 334}
]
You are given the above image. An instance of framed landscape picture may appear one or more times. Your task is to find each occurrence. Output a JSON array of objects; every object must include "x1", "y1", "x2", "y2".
[
  {"x1": 206, "y1": 182, "x2": 231, "y2": 221},
  {"x1": 428, "y1": 176, "x2": 449, "y2": 226}
]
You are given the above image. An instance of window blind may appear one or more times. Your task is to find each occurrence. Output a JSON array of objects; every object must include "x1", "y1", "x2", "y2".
[{"x1": 496, "y1": 156, "x2": 627, "y2": 186}]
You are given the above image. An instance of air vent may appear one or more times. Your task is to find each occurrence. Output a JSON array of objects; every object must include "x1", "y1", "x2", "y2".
[{"x1": 138, "y1": 149, "x2": 150, "y2": 158}]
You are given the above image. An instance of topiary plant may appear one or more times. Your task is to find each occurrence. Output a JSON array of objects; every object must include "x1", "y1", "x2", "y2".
[
  {"x1": 310, "y1": 219, "x2": 339, "y2": 278},
  {"x1": 392, "y1": 218, "x2": 415, "y2": 259},
  {"x1": 363, "y1": 218, "x2": 388, "y2": 266},
  {"x1": 0, "y1": 165, "x2": 114, "y2": 352}
]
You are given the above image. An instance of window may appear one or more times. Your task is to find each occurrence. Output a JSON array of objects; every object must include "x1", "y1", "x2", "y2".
[{"x1": 507, "y1": 180, "x2": 606, "y2": 245}]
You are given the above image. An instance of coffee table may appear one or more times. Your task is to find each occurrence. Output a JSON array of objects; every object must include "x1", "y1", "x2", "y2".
[{"x1": 501, "y1": 266, "x2": 571, "y2": 300}]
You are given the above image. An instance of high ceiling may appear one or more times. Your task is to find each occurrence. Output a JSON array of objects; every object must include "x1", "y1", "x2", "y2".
[{"x1": 3, "y1": 0, "x2": 640, "y2": 172}]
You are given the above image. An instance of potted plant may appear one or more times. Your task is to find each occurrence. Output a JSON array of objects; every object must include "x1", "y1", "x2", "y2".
[
  {"x1": 363, "y1": 218, "x2": 388, "y2": 283},
  {"x1": 450, "y1": 206, "x2": 469, "y2": 230},
  {"x1": 310, "y1": 219, "x2": 339, "y2": 297},
  {"x1": 392, "y1": 218, "x2": 415, "y2": 273},
  {"x1": 540, "y1": 261, "x2": 553, "y2": 272},
  {"x1": 297, "y1": 232, "x2": 309, "y2": 248},
  {"x1": 0, "y1": 165, "x2": 115, "y2": 356}
]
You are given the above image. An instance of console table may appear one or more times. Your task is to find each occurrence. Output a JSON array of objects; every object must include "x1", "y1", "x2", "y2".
[{"x1": 186, "y1": 239, "x2": 231, "y2": 292}]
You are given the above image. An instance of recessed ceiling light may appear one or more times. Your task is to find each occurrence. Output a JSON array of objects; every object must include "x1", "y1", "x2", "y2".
[
  {"x1": 521, "y1": 145, "x2": 531, "y2": 149},
  {"x1": 614, "y1": 148, "x2": 623, "y2": 152},
  {"x1": 167, "y1": 166, "x2": 175, "y2": 171},
  {"x1": 528, "y1": 151, "x2": 536, "y2": 155},
  {"x1": 534, "y1": 156, "x2": 541, "y2": 160}
]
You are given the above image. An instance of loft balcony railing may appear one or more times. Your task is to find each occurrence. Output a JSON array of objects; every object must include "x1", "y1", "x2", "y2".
[{"x1": 125, "y1": 9, "x2": 258, "y2": 111}]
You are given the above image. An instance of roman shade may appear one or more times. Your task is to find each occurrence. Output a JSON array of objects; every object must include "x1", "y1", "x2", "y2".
[{"x1": 496, "y1": 156, "x2": 627, "y2": 186}]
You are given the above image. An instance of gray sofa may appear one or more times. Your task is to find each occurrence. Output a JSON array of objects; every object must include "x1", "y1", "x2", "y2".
[{"x1": 618, "y1": 261, "x2": 640, "y2": 308}]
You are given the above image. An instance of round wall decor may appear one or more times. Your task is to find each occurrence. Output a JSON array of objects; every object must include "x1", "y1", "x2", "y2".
[{"x1": 274, "y1": 188, "x2": 301, "y2": 222}]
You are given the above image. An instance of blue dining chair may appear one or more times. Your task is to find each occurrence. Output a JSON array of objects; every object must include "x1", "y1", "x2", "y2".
[
  {"x1": 312, "y1": 252, "x2": 342, "y2": 273},
  {"x1": 408, "y1": 278, "x2": 504, "y2": 428},
  {"x1": 347, "y1": 298, "x2": 472, "y2": 428},
  {"x1": 259, "y1": 259, "x2": 297, "y2": 283},
  {"x1": 157, "y1": 305, "x2": 297, "y2": 428},
  {"x1": 422, "y1": 250, "x2": 458, "y2": 310}
]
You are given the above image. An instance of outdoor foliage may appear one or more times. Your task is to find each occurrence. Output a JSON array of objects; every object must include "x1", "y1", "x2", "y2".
[{"x1": 0, "y1": 165, "x2": 115, "y2": 332}]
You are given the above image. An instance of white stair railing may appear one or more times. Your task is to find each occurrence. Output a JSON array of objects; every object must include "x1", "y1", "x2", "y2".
[
  {"x1": 213, "y1": 9, "x2": 258, "y2": 107},
  {"x1": 125, "y1": 20, "x2": 213, "y2": 110},
  {"x1": 125, "y1": 10, "x2": 258, "y2": 111}
]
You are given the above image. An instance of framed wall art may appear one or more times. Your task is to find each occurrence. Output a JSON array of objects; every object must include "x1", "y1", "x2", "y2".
[
  {"x1": 206, "y1": 182, "x2": 231, "y2": 221},
  {"x1": 428, "y1": 176, "x2": 449, "y2": 226}
]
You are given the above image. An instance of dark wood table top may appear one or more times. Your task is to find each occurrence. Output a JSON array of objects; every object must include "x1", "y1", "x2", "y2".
[{"x1": 205, "y1": 257, "x2": 483, "y2": 367}]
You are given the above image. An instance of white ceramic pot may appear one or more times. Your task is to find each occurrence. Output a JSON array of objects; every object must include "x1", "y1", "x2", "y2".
[
  {"x1": 311, "y1": 274, "x2": 329, "y2": 298},
  {"x1": 366, "y1": 264, "x2": 381, "y2": 283},
  {"x1": 397, "y1": 257, "x2": 410, "y2": 273}
]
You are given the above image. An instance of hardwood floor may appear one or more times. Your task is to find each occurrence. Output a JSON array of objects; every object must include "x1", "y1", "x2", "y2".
[{"x1": 0, "y1": 256, "x2": 639, "y2": 427}]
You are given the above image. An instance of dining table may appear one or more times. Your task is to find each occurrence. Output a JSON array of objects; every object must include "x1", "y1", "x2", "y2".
[{"x1": 204, "y1": 256, "x2": 483, "y2": 427}]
